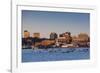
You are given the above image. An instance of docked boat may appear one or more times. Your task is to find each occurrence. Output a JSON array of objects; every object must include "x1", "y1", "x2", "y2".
[{"x1": 61, "y1": 44, "x2": 77, "y2": 48}]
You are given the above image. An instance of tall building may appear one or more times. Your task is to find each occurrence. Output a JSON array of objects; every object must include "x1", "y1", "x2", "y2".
[
  {"x1": 24, "y1": 30, "x2": 30, "y2": 38},
  {"x1": 50, "y1": 32, "x2": 58, "y2": 40},
  {"x1": 33, "y1": 33, "x2": 40, "y2": 38}
]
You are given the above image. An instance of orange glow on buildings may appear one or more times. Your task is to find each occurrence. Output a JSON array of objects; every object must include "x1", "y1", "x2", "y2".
[
  {"x1": 72, "y1": 33, "x2": 89, "y2": 42},
  {"x1": 24, "y1": 30, "x2": 30, "y2": 38},
  {"x1": 33, "y1": 33, "x2": 40, "y2": 38}
]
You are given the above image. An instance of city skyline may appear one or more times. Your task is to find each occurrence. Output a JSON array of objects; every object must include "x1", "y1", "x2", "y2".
[
  {"x1": 22, "y1": 10, "x2": 90, "y2": 38},
  {"x1": 23, "y1": 30, "x2": 89, "y2": 39}
]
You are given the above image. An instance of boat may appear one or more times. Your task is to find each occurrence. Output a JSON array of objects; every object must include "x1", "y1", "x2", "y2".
[{"x1": 61, "y1": 44, "x2": 77, "y2": 48}]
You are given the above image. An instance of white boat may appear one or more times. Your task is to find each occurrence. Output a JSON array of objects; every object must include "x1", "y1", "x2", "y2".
[
  {"x1": 61, "y1": 45, "x2": 68, "y2": 48},
  {"x1": 61, "y1": 44, "x2": 75, "y2": 48}
]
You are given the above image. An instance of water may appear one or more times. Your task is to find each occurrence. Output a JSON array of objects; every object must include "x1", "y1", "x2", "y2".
[{"x1": 22, "y1": 48, "x2": 90, "y2": 62}]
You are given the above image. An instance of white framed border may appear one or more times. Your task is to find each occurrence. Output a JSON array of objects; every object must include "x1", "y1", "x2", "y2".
[{"x1": 11, "y1": 3, "x2": 97, "y2": 73}]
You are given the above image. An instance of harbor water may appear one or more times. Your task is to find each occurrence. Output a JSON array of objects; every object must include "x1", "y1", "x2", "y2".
[{"x1": 22, "y1": 48, "x2": 90, "y2": 62}]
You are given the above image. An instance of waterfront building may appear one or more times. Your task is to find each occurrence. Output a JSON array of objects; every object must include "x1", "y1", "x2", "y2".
[
  {"x1": 59, "y1": 32, "x2": 72, "y2": 44},
  {"x1": 72, "y1": 33, "x2": 90, "y2": 47},
  {"x1": 64, "y1": 32, "x2": 71, "y2": 36},
  {"x1": 57, "y1": 37, "x2": 66, "y2": 44},
  {"x1": 50, "y1": 32, "x2": 58, "y2": 40},
  {"x1": 72, "y1": 33, "x2": 89, "y2": 42},
  {"x1": 24, "y1": 30, "x2": 30, "y2": 38},
  {"x1": 59, "y1": 32, "x2": 71, "y2": 37},
  {"x1": 78, "y1": 33, "x2": 89, "y2": 42},
  {"x1": 33, "y1": 33, "x2": 40, "y2": 38}
]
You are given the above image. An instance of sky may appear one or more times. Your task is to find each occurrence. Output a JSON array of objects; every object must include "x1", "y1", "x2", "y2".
[{"x1": 22, "y1": 10, "x2": 90, "y2": 38}]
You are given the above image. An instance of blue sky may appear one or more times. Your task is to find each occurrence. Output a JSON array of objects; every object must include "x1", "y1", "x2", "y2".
[{"x1": 22, "y1": 10, "x2": 90, "y2": 38}]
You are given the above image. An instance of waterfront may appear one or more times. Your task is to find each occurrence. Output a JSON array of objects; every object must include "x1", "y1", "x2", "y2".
[
  {"x1": 22, "y1": 48, "x2": 90, "y2": 62},
  {"x1": 22, "y1": 11, "x2": 90, "y2": 63}
]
